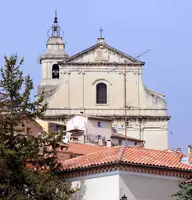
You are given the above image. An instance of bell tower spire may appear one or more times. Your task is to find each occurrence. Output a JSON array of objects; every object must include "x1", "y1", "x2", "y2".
[
  {"x1": 40, "y1": 10, "x2": 69, "y2": 82},
  {"x1": 48, "y1": 9, "x2": 63, "y2": 37},
  {"x1": 51, "y1": 9, "x2": 61, "y2": 37}
]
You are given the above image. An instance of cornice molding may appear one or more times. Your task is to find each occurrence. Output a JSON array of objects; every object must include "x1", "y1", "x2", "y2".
[
  {"x1": 41, "y1": 113, "x2": 170, "y2": 121},
  {"x1": 58, "y1": 62, "x2": 143, "y2": 67},
  {"x1": 58, "y1": 163, "x2": 192, "y2": 180}
]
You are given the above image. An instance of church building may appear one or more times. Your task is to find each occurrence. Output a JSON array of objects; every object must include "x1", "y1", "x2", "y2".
[{"x1": 38, "y1": 12, "x2": 170, "y2": 150}]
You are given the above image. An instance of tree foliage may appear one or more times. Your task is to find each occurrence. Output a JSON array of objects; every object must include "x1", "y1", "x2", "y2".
[
  {"x1": 0, "y1": 55, "x2": 76, "y2": 200},
  {"x1": 173, "y1": 182, "x2": 192, "y2": 200}
]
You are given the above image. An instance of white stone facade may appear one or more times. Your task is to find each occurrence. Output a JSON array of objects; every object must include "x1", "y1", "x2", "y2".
[{"x1": 38, "y1": 20, "x2": 170, "y2": 150}]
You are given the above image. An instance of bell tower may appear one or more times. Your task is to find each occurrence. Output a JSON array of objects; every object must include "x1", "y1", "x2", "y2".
[{"x1": 39, "y1": 10, "x2": 69, "y2": 86}]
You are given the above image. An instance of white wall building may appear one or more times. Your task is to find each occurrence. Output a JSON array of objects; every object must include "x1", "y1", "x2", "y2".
[
  {"x1": 69, "y1": 172, "x2": 182, "y2": 200},
  {"x1": 66, "y1": 115, "x2": 112, "y2": 144},
  {"x1": 38, "y1": 12, "x2": 170, "y2": 150},
  {"x1": 60, "y1": 146, "x2": 192, "y2": 200},
  {"x1": 65, "y1": 115, "x2": 145, "y2": 147}
]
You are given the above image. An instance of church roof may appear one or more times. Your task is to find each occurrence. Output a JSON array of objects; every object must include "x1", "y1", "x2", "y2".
[
  {"x1": 60, "y1": 146, "x2": 192, "y2": 172},
  {"x1": 59, "y1": 40, "x2": 145, "y2": 65}
]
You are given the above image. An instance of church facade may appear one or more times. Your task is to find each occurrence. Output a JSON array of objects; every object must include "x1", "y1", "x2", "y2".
[{"x1": 38, "y1": 13, "x2": 170, "y2": 150}]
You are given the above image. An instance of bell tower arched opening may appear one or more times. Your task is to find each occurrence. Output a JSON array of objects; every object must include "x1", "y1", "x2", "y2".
[{"x1": 52, "y1": 64, "x2": 60, "y2": 79}]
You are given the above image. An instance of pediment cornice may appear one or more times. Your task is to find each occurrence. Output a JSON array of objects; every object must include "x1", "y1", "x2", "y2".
[{"x1": 59, "y1": 42, "x2": 145, "y2": 65}]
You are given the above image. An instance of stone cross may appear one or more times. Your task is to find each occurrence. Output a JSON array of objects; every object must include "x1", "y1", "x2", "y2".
[{"x1": 99, "y1": 27, "x2": 103, "y2": 38}]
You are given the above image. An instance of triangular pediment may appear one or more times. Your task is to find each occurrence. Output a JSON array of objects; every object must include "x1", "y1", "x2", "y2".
[{"x1": 63, "y1": 42, "x2": 144, "y2": 65}]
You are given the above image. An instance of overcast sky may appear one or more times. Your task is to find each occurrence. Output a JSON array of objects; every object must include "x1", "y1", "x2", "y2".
[{"x1": 0, "y1": 0, "x2": 191, "y2": 151}]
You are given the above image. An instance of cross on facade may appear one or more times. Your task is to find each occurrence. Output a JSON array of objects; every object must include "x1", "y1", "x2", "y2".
[{"x1": 99, "y1": 27, "x2": 103, "y2": 38}]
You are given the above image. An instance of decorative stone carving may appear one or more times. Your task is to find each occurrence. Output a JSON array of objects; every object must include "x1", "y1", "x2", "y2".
[{"x1": 95, "y1": 47, "x2": 109, "y2": 62}]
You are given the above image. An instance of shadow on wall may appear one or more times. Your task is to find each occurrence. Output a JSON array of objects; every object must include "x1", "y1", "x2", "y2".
[
  {"x1": 70, "y1": 180, "x2": 87, "y2": 200},
  {"x1": 121, "y1": 174, "x2": 181, "y2": 200}
]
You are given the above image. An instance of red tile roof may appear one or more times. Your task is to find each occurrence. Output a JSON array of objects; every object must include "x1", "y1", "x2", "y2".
[
  {"x1": 67, "y1": 142, "x2": 106, "y2": 155},
  {"x1": 61, "y1": 146, "x2": 192, "y2": 171}
]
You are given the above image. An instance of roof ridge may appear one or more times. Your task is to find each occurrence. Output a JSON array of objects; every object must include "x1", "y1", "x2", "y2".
[
  {"x1": 60, "y1": 145, "x2": 192, "y2": 173},
  {"x1": 60, "y1": 146, "x2": 120, "y2": 165},
  {"x1": 116, "y1": 146, "x2": 126, "y2": 163}
]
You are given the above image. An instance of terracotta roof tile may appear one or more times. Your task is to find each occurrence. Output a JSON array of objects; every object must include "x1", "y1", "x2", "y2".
[
  {"x1": 121, "y1": 147, "x2": 191, "y2": 170},
  {"x1": 61, "y1": 146, "x2": 192, "y2": 171},
  {"x1": 61, "y1": 146, "x2": 119, "y2": 170},
  {"x1": 67, "y1": 142, "x2": 106, "y2": 155}
]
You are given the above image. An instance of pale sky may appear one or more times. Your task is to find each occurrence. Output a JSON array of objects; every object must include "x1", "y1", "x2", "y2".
[{"x1": 0, "y1": 0, "x2": 191, "y2": 151}]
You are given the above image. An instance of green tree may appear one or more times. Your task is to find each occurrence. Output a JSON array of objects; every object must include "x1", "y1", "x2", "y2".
[
  {"x1": 173, "y1": 182, "x2": 192, "y2": 200},
  {"x1": 0, "y1": 55, "x2": 76, "y2": 200}
]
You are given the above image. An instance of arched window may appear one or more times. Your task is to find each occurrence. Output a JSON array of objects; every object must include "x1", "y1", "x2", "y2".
[
  {"x1": 52, "y1": 64, "x2": 59, "y2": 79},
  {"x1": 96, "y1": 83, "x2": 107, "y2": 104}
]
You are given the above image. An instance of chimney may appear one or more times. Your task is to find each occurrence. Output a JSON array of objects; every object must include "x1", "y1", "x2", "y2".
[
  {"x1": 188, "y1": 145, "x2": 192, "y2": 155},
  {"x1": 176, "y1": 148, "x2": 182, "y2": 153},
  {"x1": 98, "y1": 138, "x2": 104, "y2": 146},
  {"x1": 107, "y1": 140, "x2": 112, "y2": 147}
]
